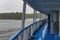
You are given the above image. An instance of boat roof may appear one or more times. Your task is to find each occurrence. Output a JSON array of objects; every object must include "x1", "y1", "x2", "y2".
[{"x1": 23, "y1": 0, "x2": 60, "y2": 13}]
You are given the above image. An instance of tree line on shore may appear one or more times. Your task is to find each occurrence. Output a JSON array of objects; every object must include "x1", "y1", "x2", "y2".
[
  {"x1": 0, "y1": 12, "x2": 33, "y2": 20},
  {"x1": 0, "y1": 12, "x2": 47, "y2": 20}
]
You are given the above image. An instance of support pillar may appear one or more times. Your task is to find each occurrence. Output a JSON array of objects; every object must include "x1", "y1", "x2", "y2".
[
  {"x1": 22, "y1": 1, "x2": 26, "y2": 28},
  {"x1": 33, "y1": 9, "x2": 37, "y2": 23},
  {"x1": 59, "y1": 11, "x2": 60, "y2": 36},
  {"x1": 33, "y1": 9, "x2": 37, "y2": 31},
  {"x1": 22, "y1": 1, "x2": 26, "y2": 40},
  {"x1": 50, "y1": 10, "x2": 59, "y2": 35}
]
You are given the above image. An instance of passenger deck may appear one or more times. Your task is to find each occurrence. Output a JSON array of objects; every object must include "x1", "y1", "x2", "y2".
[
  {"x1": 31, "y1": 22, "x2": 60, "y2": 40},
  {"x1": 9, "y1": 0, "x2": 60, "y2": 40}
]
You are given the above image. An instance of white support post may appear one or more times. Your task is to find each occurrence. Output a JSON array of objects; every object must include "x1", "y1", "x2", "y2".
[
  {"x1": 21, "y1": 1, "x2": 26, "y2": 40},
  {"x1": 33, "y1": 9, "x2": 37, "y2": 23},
  {"x1": 33, "y1": 9, "x2": 37, "y2": 31}
]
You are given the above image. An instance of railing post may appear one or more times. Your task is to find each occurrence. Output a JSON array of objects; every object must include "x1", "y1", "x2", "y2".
[
  {"x1": 33, "y1": 9, "x2": 37, "y2": 32},
  {"x1": 22, "y1": 1, "x2": 26, "y2": 40}
]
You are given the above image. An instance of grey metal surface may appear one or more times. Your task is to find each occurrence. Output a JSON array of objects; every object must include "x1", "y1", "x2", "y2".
[
  {"x1": 22, "y1": 1, "x2": 26, "y2": 40},
  {"x1": 23, "y1": 0, "x2": 60, "y2": 13},
  {"x1": 59, "y1": 11, "x2": 60, "y2": 36},
  {"x1": 50, "y1": 10, "x2": 59, "y2": 34},
  {"x1": 33, "y1": 10, "x2": 37, "y2": 32}
]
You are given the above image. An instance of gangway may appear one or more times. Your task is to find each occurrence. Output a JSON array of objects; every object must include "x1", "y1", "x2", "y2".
[{"x1": 9, "y1": 0, "x2": 60, "y2": 40}]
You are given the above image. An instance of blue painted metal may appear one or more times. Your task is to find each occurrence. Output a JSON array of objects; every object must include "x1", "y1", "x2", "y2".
[
  {"x1": 23, "y1": 0, "x2": 60, "y2": 13},
  {"x1": 31, "y1": 22, "x2": 47, "y2": 40},
  {"x1": 9, "y1": 19, "x2": 47, "y2": 40},
  {"x1": 31, "y1": 22, "x2": 60, "y2": 40}
]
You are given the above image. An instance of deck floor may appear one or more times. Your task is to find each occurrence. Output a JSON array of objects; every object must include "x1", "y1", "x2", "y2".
[{"x1": 31, "y1": 22, "x2": 60, "y2": 40}]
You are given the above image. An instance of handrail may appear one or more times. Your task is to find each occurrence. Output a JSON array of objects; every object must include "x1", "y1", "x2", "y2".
[{"x1": 9, "y1": 18, "x2": 47, "y2": 40}]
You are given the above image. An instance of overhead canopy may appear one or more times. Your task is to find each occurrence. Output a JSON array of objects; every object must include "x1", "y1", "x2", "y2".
[{"x1": 23, "y1": 0, "x2": 60, "y2": 14}]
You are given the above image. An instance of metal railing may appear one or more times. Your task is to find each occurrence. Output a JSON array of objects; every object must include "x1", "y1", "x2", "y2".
[{"x1": 9, "y1": 19, "x2": 47, "y2": 40}]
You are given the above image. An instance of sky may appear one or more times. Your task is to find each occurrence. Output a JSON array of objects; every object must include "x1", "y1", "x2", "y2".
[{"x1": 0, "y1": 0, "x2": 33, "y2": 13}]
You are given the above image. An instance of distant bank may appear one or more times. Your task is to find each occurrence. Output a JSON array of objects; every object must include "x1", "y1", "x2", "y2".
[
  {"x1": 0, "y1": 12, "x2": 47, "y2": 20},
  {"x1": 0, "y1": 12, "x2": 22, "y2": 20},
  {"x1": 0, "y1": 12, "x2": 34, "y2": 20}
]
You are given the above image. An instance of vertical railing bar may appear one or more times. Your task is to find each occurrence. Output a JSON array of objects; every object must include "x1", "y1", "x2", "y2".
[
  {"x1": 27, "y1": 28, "x2": 29, "y2": 39},
  {"x1": 26, "y1": 29, "x2": 29, "y2": 40},
  {"x1": 15, "y1": 37, "x2": 19, "y2": 40},
  {"x1": 18, "y1": 33, "x2": 22, "y2": 40},
  {"x1": 28, "y1": 26, "x2": 31, "y2": 39}
]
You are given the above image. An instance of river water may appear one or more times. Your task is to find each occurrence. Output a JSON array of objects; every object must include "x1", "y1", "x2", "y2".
[
  {"x1": 0, "y1": 20, "x2": 22, "y2": 31},
  {"x1": 0, "y1": 18, "x2": 40, "y2": 40},
  {"x1": 0, "y1": 18, "x2": 35, "y2": 31}
]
